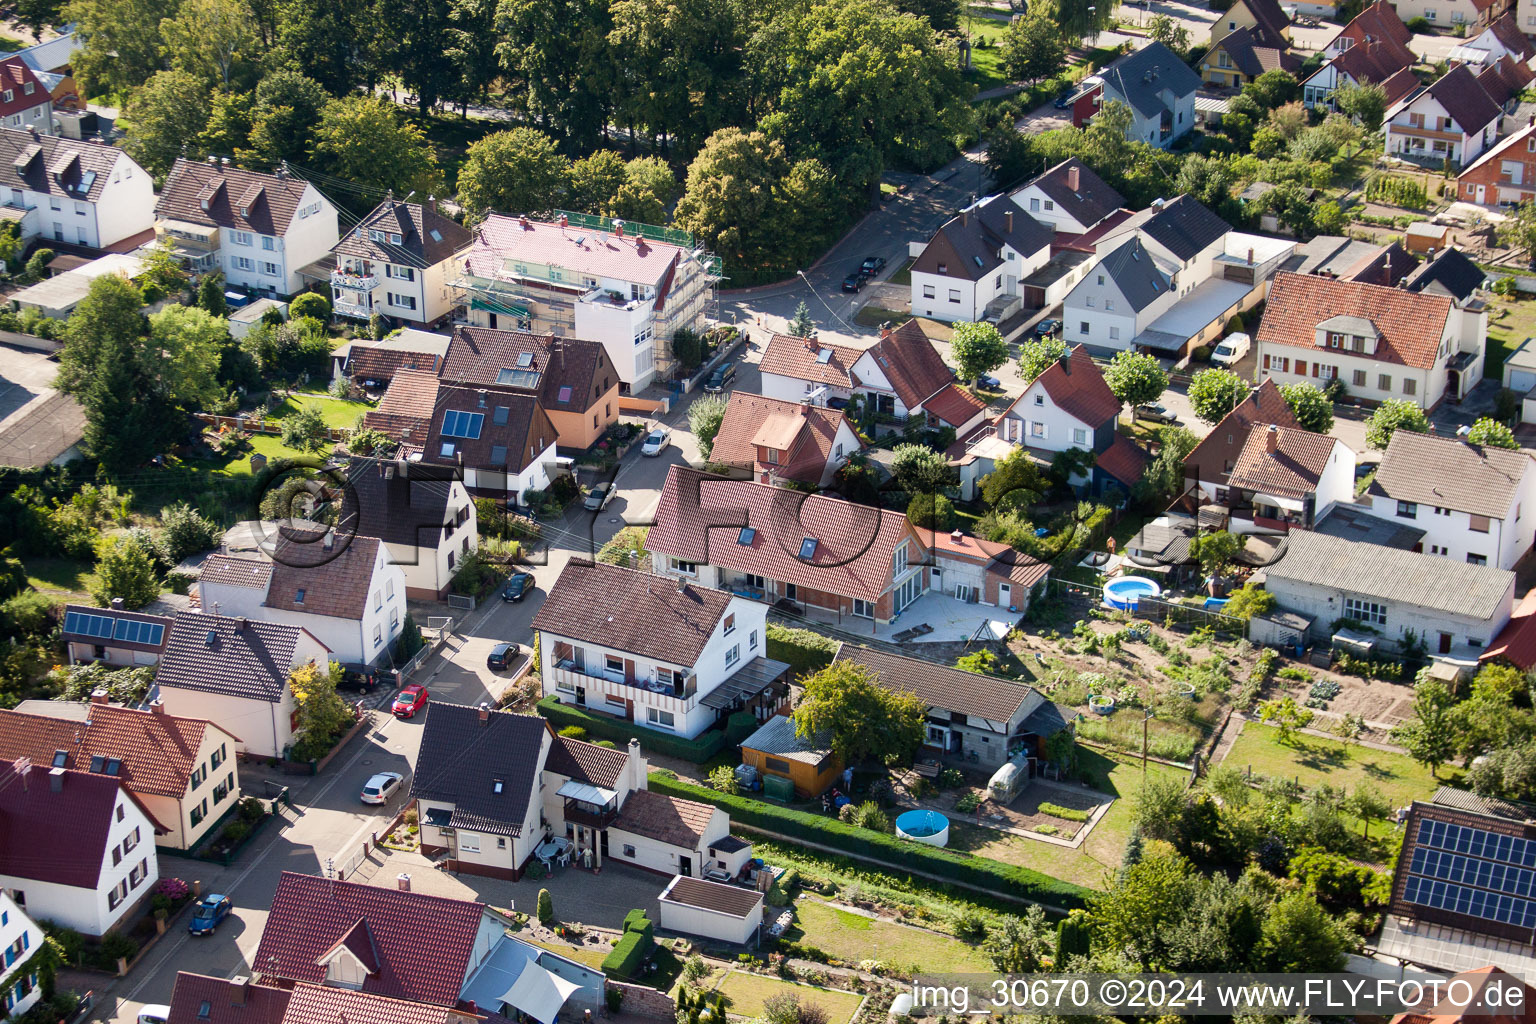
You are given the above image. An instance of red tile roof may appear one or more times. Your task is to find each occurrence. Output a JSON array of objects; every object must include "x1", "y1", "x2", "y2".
[
  {"x1": 1476, "y1": 54, "x2": 1533, "y2": 107},
  {"x1": 282, "y1": 984, "x2": 475, "y2": 1024},
  {"x1": 615, "y1": 789, "x2": 716, "y2": 847},
  {"x1": 264, "y1": 531, "x2": 382, "y2": 622},
  {"x1": 916, "y1": 528, "x2": 1052, "y2": 590},
  {"x1": 647, "y1": 467, "x2": 920, "y2": 604},
  {"x1": 0, "y1": 59, "x2": 47, "y2": 119},
  {"x1": 711, "y1": 392, "x2": 855, "y2": 484},
  {"x1": 1483, "y1": 588, "x2": 1536, "y2": 670},
  {"x1": 922, "y1": 383, "x2": 987, "y2": 428},
  {"x1": 1486, "y1": 13, "x2": 1534, "y2": 61},
  {"x1": 1338, "y1": 1, "x2": 1413, "y2": 54},
  {"x1": 544, "y1": 734, "x2": 630, "y2": 788},
  {"x1": 156, "y1": 159, "x2": 315, "y2": 237},
  {"x1": 0, "y1": 758, "x2": 167, "y2": 888},
  {"x1": 758, "y1": 334, "x2": 863, "y2": 389},
  {"x1": 168, "y1": 973, "x2": 291, "y2": 1024},
  {"x1": 865, "y1": 320, "x2": 958, "y2": 411},
  {"x1": 1011, "y1": 345, "x2": 1121, "y2": 427},
  {"x1": 1257, "y1": 272, "x2": 1453, "y2": 369},
  {"x1": 1094, "y1": 433, "x2": 1150, "y2": 486},
  {"x1": 1227, "y1": 424, "x2": 1341, "y2": 499},
  {"x1": 1389, "y1": 967, "x2": 1536, "y2": 1024},
  {"x1": 1328, "y1": 40, "x2": 1415, "y2": 90},
  {"x1": 1183, "y1": 378, "x2": 1299, "y2": 488},
  {"x1": 363, "y1": 368, "x2": 439, "y2": 441},
  {"x1": 348, "y1": 344, "x2": 443, "y2": 385},
  {"x1": 254, "y1": 872, "x2": 489, "y2": 1005}
]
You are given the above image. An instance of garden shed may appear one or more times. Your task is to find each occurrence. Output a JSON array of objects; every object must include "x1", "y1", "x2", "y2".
[
  {"x1": 657, "y1": 875, "x2": 763, "y2": 947},
  {"x1": 740, "y1": 714, "x2": 842, "y2": 799}
]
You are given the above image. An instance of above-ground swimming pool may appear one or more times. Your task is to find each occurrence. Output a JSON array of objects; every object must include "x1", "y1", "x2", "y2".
[
  {"x1": 1103, "y1": 576, "x2": 1161, "y2": 610},
  {"x1": 895, "y1": 809, "x2": 950, "y2": 847}
]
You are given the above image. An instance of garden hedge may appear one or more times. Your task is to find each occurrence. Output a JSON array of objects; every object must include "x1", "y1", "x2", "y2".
[
  {"x1": 537, "y1": 697, "x2": 728, "y2": 762},
  {"x1": 766, "y1": 624, "x2": 838, "y2": 681},
  {"x1": 622, "y1": 908, "x2": 653, "y2": 942},
  {"x1": 601, "y1": 929, "x2": 650, "y2": 979},
  {"x1": 647, "y1": 774, "x2": 1088, "y2": 909}
]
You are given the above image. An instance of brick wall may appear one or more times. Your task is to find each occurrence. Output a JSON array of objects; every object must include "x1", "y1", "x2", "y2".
[{"x1": 607, "y1": 980, "x2": 675, "y2": 1020}]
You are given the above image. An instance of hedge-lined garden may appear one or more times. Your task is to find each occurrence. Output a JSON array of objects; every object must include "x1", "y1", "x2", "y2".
[
  {"x1": 537, "y1": 698, "x2": 756, "y2": 763},
  {"x1": 767, "y1": 624, "x2": 838, "y2": 681},
  {"x1": 601, "y1": 909, "x2": 654, "y2": 979},
  {"x1": 647, "y1": 774, "x2": 1089, "y2": 908}
]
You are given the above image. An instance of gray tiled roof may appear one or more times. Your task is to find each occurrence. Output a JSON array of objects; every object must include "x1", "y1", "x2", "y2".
[
  {"x1": 1266, "y1": 531, "x2": 1515, "y2": 620},
  {"x1": 1097, "y1": 237, "x2": 1173, "y2": 312},
  {"x1": 411, "y1": 702, "x2": 549, "y2": 837},
  {"x1": 1024, "y1": 159, "x2": 1124, "y2": 230},
  {"x1": 1138, "y1": 195, "x2": 1231, "y2": 262},
  {"x1": 155, "y1": 612, "x2": 317, "y2": 702},
  {"x1": 1097, "y1": 42, "x2": 1202, "y2": 120},
  {"x1": 1404, "y1": 248, "x2": 1486, "y2": 303},
  {"x1": 1371, "y1": 430, "x2": 1534, "y2": 520},
  {"x1": 834, "y1": 643, "x2": 1040, "y2": 725}
]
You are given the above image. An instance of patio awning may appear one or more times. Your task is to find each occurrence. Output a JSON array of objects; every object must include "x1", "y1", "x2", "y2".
[
  {"x1": 556, "y1": 780, "x2": 616, "y2": 805},
  {"x1": 700, "y1": 656, "x2": 791, "y2": 710},
  {"x1": 472, "y1": 296, "x2": 531, "y2": 318},
  {"x1": 499, "y1": 960, "x2": 582, "y2": 1024}
]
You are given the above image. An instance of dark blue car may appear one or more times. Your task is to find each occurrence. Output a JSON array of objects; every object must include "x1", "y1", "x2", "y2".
[
  {"x1": 501, "y1": 571, "x2": 534, "y2": 602},
  {"x1": 188, "y1": 894, "x2": 232, "y2": 935}
]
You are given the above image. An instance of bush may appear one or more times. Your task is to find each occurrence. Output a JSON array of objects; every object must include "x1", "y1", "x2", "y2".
[
  {"x1": 601, "y1": 928, "x2": 652, "y2": 979},
  {"x1": 289, "y1": 292, "x2": 331, "y2": 321},
  {"x1": 937, "y1": 767, "x2": 965, "y2": 789},
  {"x1": 538, "y1": 697, "x2": 728, "y2": 761},
  {"x1": 1037, "y1": 802, "x2": 1091, "y2": 822},
  {"x1": 907, "y1": 493, "x2": 956, "y2": 530},
  {"x1": 238, "y1": 797, "x2": 265, "y2": 822},
  {"x1": 606, "y1": 988, "x2": 623, "y2": 1013},
  {"x1": 956, "y1": 791, "x2": 982, "y2": 813},
  {"x1": 646, "y1": 774, "x2": 1088, "y2": 906},
  {"x1": 953, "y1": 909, "x2": 989, "y2": 943},
  {"x1": 766, "y1": 624, "x2": 839, "y2": 680},
  {"x1": 558, "y1": 725, "x2": 588, "y2": 740},
  {"x1": 537, "y1": 888, "x2": 554, "y2": 924},
  {"x1": 708, "y1": 764, "x2": 740, "y2": 794}
]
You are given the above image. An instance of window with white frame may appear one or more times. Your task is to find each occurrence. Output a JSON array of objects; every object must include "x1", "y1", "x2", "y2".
[
  {"x1": 646, "y1": 707, "x2": 675, "y2": 729},
  {"x1": 459, "y1": 833, "x2": 481, "y2": 853},
  {"x1": 668, "y1": 558, "x2": 697, "y2": 575},
  {"x1": 232, "y1": 230, "x2": 253, "y2": 246},
  {"x1": 852, "y1": 598, "x2": 874, "y2": 618},
  {"x1": 749, "y1": 629, "x2": 758, "y2": 650},
  {"x1": 724, "y1": 644, "x2": 740, "y2": 668},
  {"x1": 1342, "y1": 596, "x2": 1386, "y2": 626}
]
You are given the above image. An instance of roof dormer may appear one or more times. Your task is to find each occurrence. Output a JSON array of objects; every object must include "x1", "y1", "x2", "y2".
[
  {"x1": 238, "y1": 183, "x2": 265, "y2": 218},
  {"x1": 1315, "y1": 313, "x2": 1380, "y2": 355},
  {"x1": 198, "y1": 178, "x2": 226, "y2": 212}
]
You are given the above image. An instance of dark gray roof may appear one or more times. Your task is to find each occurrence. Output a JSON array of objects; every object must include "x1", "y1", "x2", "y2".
[
  {"x1": 1420, "y1": 63, "x2": 1502, "y2": 136},
  {"x1": 1287, "y1": 235, "x2": 1385, "y2": 277},
  {"x1": 411, "y1": 702, "x2": 549, "y2": 836},
  {"x1": 332, "y1": 200, "x2": 473, "y2": 267},
  {"x1": 1025, "y1": 159, "x2": 1124, "y2": 230},
  {"x1": 912, "y1": 193, "x2": 1052, "y2": 282},
  {"x1": 340, "y1": 457, "x2": 461, "y2": 549},
  {"x1": 155, "y1": 612, "x2": 316, "y2": 702},
  {"x1": 834, "y1": 643, "x2": 1040, "y2": 726},
  {"x1": 1431, "y1": 786, "x2": 1536, "y2": 821},
  {"x1": 1404, "y1": 247, "x2": 1486, "y2": 303},
  {"x1": 1019, "y1": 701, "x2": 1076, "y2": 737},
  {"x1": 1096, "y1": 236, "x2": 1173, "y2": 312},
  {"x1": 1371, "y1": 429, "x2": 1534, "y2": 520},
  {"x1": 1097, "y1": 42, "x2": 1202, "y2": 120},
  {"x1": 1313, "y1": 503, "x2": 1425, "y2": 549},
  {"x1": 1137, "y1": 195, "x2": 1231, "y2": 262},
  {"x1": 0, "y1": 127, "x2": 124, "y2": 204}
]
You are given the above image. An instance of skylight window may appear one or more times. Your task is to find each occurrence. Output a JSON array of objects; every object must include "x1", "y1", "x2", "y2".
[
  {"x1": 557, "y1": 385, "x2": 573, "y2": 403},
  {"x1": 973, "y1": 256, "x2": 983, "y2": 268},
  {"x1": 493, "y1": 778, "x2": 504, "y2": 794},
  {"x1": 104, "y1": 758, "x2": 121, "y2": 776},
  {"x1": 429, "y1": 229, "x2": 443, "y2": 242},
  {"x1": 89, "y1": 755, "x2": 104, "y2": 772},
  {"x1": 517, "y1": 352, "x2": 534, "y2": 367},
  {"x1": 440, "y1": 442, "x2": 456, "y2": 457},
  {"x1": 295, "y1": 588, "x2": 306, "y2": 603},
  {"x1": 738, "y1": 527, "x2": 756, "y2": 545},
  {"x1": 799, "y1": 537, "x2": 819, "y2": 560},
  {"x1": 816, "y1": 349, "x2": 833, "y2": 364},
  {"x1": 493, "y1": 405, "x2": 510, "y2": 425},
  {"x1": 442, "y1": 410, "x2": 485, "y2": 438},
  {"x1": 51, "y1": 750, "x2": 66, "y2": 768}
]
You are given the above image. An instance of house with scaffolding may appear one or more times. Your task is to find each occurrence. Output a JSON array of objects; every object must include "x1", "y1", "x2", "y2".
[{"x1": 452, "y1": 212, "x2": 720, "y2": 392}]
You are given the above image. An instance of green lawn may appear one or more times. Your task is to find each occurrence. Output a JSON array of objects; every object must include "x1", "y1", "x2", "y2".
[
  {"x1": 962, "y1": 16, "x2": 1011, "y2": 93},
  {"x1": 1484, "y1": 297, "x2": 1536, "y2": 381},
  {"x1": 889, "y1": 259, "x2": 914, "y2": 287},
  {"x1": 271, "y1": 392, "x2": 373, "y2": 430},
  {"x1": 853, "y1": 305, "x2": 909, "y2": 328},
  {"x1": 1224, "y1": 721, "x2": 1458, "y2": 806},
  {"x1": 528, "y1": 939, "x2": 608, "y2": 970},
  {"x1": 25, "y1": 557, "x2": 94, "y2": 601},
  {"x1": 788, "y1": 899, "x2": 993, "y2": 972},
  {"x1": 202, "y1": 432, "x2": 335, "y2": 477},
  {"x1": 945, "y1": 748, "x2": 1181, "y2": 890},
  {"x1": 712, "y1": 972, "x2": 864, "y2": 1024}
]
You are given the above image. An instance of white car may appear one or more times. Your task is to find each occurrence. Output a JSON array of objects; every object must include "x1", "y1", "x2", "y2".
[
  {"x1": 139, "y1": 1007, "x2": 171, "y2": 1024},
  {"x1": 361, "y1": 771, "x2": 404, "y2": 805},
  {"x1": 640, "y1": 426, "x2": 670, "y2": 457},
  {"x1": 1210, "y1": 332, "x2": 1250, "y2": 368}
]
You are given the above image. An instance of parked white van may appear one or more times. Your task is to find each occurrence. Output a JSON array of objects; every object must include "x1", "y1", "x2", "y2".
[{"x1": 1211, "y1": 332, "x2": 1250, "y2": 367}]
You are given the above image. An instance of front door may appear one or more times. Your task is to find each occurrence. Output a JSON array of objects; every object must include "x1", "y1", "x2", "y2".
[
  {"x1": 575, "y1": 686, "x2": 587, "y2": 707},
  {"x1": 678, "y1": 856, "x2": 691, "y2": 877},
  {"x1": 931, "y1": 567, "x2": 944, "y2": 592},
  {"x1": 1439, "y1": 632, "x2": 1454, "y2": 654},
  {"x1": 1477, "y1": 184, "x2": 1487, "y2": 204},
  {"x1": 784, "y1": 583, "x2": 797, "y2": 601},
  {"x1": 999, "y1": 583, "x2": 1012, "y2": 609}
]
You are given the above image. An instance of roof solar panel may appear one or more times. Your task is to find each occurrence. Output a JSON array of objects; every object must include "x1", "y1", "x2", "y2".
[
  {"x1": 64, "y1": 610, "x2": 116, "y2": 639},
  {"x1": 442, "y1": 410, "x2": 485, "y2": 439}
]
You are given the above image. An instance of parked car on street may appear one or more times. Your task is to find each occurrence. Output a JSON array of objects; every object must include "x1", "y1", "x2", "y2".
[
  {"x1": 703, "y1": 361, "x2": 736, "y2": 393},
  {"x1": 841, "y1": 273, "x2": 864, "y2": 293},
  {"x1": 1034, "y1": 319, "x2": 1062, "y2": 337},
  {"x1": 640, "y1": 426, "x2": 670, "y2": 457},
  {"x1": 188, "y1": 895, "x2": 232, "y2": 935},
  {"x1": 859, "y1": 256, "x2": 887, "y2": 277},
  {"x1": 975, "y1": 375, "x2": 1003, "y2": 392},
  {"x1": 1134, "y1": 403, "x2": 1179, "y2": 425},
  {"x1": 392, "y1": 684, "x2": 429, "y2": 718},
  {"x1": 1054, "y1": 89, "x2": 1076, "y2": 109},
  {"x1": 361, "y1": 772, "x2": 404, "y2": 805},
  {"x1": 487, "y1": 642, "x2": 519, "y2": 670},
  {"x1": 584, "y1": 482, "x2": 614, "y2": 511},
  {"x1": 337, "y1": 664, "x2": 381, "y2": 692},
  {"x1": 139, "y1": 1007, "x2": 171, "y2": 1024},
  {"x1": 501, "y1": 571, "x2": 534, "y2": 602}
]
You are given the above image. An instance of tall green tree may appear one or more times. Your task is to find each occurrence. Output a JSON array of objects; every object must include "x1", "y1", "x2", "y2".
[
  {"x1": 1333, "y1": 81, "x2": 1387, "y2": 129},
  {"x1": 688, "y1": 393, "x2": 729, "y2": 460},
  {"x1": 1364, "y1": 398, "x2": 1430, "y2": 450},
  {"x1": 567, "y1": 150, "x2": 629, "y2": 214},
  {"x1": 793, "y1": 660, "x2": 926, "y2": 765},
  {"x1": 496, "y1": 0, "x2": 612, "y2": 149},
  {"x1": 1134, "y1": 424, "x2": 1198, "y2": 506},
  {"x1": 122, "y1": 71, "x2": 212, "y2": 178},
  {"x1": 608, "y1": 0, "x2": 743, "y2": 155},
  {"x1": 377, "y1": 0, "x2": 458, "y2": 114},
  {"x1": 1279, "y1": 381, "x2": 1334, "y2": 434},
  {"x1": 999, "y1": 12, "x2": 1065, "y2": 84},
  {"x1": 65, "y1": 0, "x2": 180, "y2": 97},
  {"x1": 981, "y1": 447, "x2": 1046, "y2": 511},
  {"x1": 1103, "y1": 351, "x2": 1169, "y2": 415},
  {"x1": 146, "y1": 304, "x2": 227, "y2": 410},
  {"x1": 310, "y1": 95, "x2": 445, "y2": 202},
  {"x1": 949, "y1": 321, "x2": 1007, "y2": 381},
  {"x1": 198, "y1": 89, "x2": 251, "y2": 157},
  {"x1": 1391, "y1": 680, "x2": 1458, "y2": 779},
  {"x1": 456, "y1": 127, "x2": 571, "y2": 216},
  {"x1": 56, "y1": 277, "x2": 166, "y2": 474},
  {"x1": 272, "y1": 0, "x2": 379, "y2": 95},
  {"x1": 1091, "y1": 851, "x2": 1200, "y2": 969},
  {"x1": 159, "y1": 0, "x2": 256, "y2": 88},
  {"x1": 1467, "y1": 417, "x2": 1519, "y2": 450},
  {"x1": 240, "y1": 70, "x2": 329, "y2": 168},
  {"x1": 1017, "y1": 336, "x2": 1066, "y2": 382},
  {"x1": 442, "y1": 0, "x2": 501, "y2": 114},
  {"x1": 613, "y1": 157, "x2": 680, "y2": 223},
  {"x1": 1187, "y1": 367, "x2": 1246, "y2": 424},
  {"x1": 890, "y1": 443, "x2": 953, "y2": 493},
  {"x1": 91, "y1": 537, "x2": 161, "y2": 609}
]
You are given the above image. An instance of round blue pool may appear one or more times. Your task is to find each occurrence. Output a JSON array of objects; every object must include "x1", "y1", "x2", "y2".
[
  {"x1": 895, "y1": 809, "x2": 950, "y2": 846},
  {"x1": 1103, "y1": 576, "x2": 1161, "y2": 610}
]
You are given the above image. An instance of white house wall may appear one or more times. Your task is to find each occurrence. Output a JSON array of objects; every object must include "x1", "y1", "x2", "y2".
[
  {"x1": 1266, "y1": 575, "x2": 1514, "y2": 659},
  {"x1": 92, "y1": 154, "x2": 155, "y2": 248}
]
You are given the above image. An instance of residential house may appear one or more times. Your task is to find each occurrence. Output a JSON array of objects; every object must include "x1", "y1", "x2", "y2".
[
  {"x1": 60, "y1": 602, "x2": 171, "y2": 667},
  {"x1": 1182, "y1": 378, "x2": 1300, "y2": 501},
  {"x1": 196, "y1": 529, "x2": 407, "y2": 668},
  {"x1": 152, "y1": 612, "x2": 329, "y2": 760},
  {"x1": 1255, "y1": 271, "x2": 1486, "y2": 408},
  {"x1": 739, "y1": 715, "x2": 842, "y2": 799},
  {"x1": 439, "y1": 325, "x2": 620, "y2": 450},
  {"x1": 1344, "y1": 242, "x2": 1421, "y2": 287},
  {"x1": 0, "y1": 60, "x2": 52, "y2": 136},
  {"x1": 0, "y1": 698, "x2": 241, "y2": 851},
  {"x1": 709, "y1": 392, "x2": 861, "y2": 488},
  {"x1": 533, "y1": 560, "x2": 786, "y2": 739},
  {"x1": 328, "y1": 199, "x2": 473, "y2": 327},
  {"x1": 1392, "y1": 0, "x2": 1512, "y2": 30},
  {"x1": 916, "y1": 527, "x2": 1052, "y2": 612},
  {"x1": 1458, "y1": 118, "x2": 1536, "y2": 204},
  {"x1": 414, "y1": 700, "x2": 753, "y2": 882},
  {"x1": 154, "y1": 158, "x2": 339, "y2": 295},
  {"x1": 648, "y1": 466, "x2": 930, "y2": 626},
  {"x1": 1200, "y1": 26, "x2": 1302, "y2": 89},
  {"x1": 1474, "y1": 54, "x2": 1534, "y2": 113},
  {"x1": 1304, "y1": 3, "x2": 1418, "y2": 110},
  {"x1": 0, "y1": 757, "x2": 163, "y2": 936},
  {"x1": 255, "y1": 870, "x2": 602, "y2": 1024},
  {"x1": 361, "y1": 367, "x2": 439, "y2": 443},
  {"x1": 1403, "y1": 247, "x2": 1488, "y2": 304},
  {"x1": 1367, "y1": 430, "x2": 1536, "y2": 569},
  {"x1": 0, "y1": 128, "x2": 152, "y2": 249},
  {"x1": 1384, "y1": 63, "x2": 1503, "y2": 167},
  {"x1": 420, "y1": 382, "x2": 558, "y2": 505},
  {"x1": 1262, "y1": 530, "x2": 1516, "y2": 659},
  {"x1": 456, "y1": 213, "x2": 716, "y2": 391},
  {"x1": 908, "y1": 193, "x2": 1053, "y2": 324},
  {"x1": 1209, "y1": 0, "x2": 1292, "y2": 47},
  {"x1": 0, "y1": 892, "x2": 43, "y2": 1020},
  {"x1": 1451, "y1": 12, "x2": 1534, "y2": 65},
  {"x1": 757, "y1": 323, "x2": 986, "y2": 433},
  {"x1": 834, "y1": 643, "x2": 1073, "y2": 770},
  {"x1": 1287, "y1": 235, "x2": 1408, "y2": 279},
  {"x1": 991, "y1": 344, "x2": 1149, "y2": 496},
  {"x1": 338, "y1": 457, "x2": 477, "y2": 601},
  {"x1": 342, "y1": 329, "x2": 450, "y2": 389},
  {"x1": 1322, "y1": 0, "x2": 1414, "y2": 57},
  {"x1": 1213, "y1": 423, "x2": 1356, "y2": 535},
  {"x1": 1071, "y1": 42, "x2": 1201, "y2": 147},
  {"x1": 15, "y1": 33, "x2": 80, "y2": 113},
  {"x1": 1008, "y1": 158, "x2": 1126, "y2": 238}
]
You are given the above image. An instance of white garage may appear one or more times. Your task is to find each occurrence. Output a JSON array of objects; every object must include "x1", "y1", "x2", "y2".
[
  {"x1": 1502, "y1": 337, "x2": 1536, "y2": 401},
  {"x1": 657, "y1": 876, "x2": 764, "y2": 947}
]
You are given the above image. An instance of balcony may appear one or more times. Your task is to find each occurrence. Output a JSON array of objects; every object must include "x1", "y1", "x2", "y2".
[
  {"x1": 332, "y1": 269, "x2": 379, "y2": 291},
  {"x1": 563, "y1": 797, "x2": 618, "y2": 829},
  {"x1": 551, "y1": 661, "x2": 697, "y2": 700},
  {"x1": 160, "y1": 220, "x2": 219, "y2": 252},
  {"x1": 334, "y1": 299, "x2": 373, "y2": 320}
]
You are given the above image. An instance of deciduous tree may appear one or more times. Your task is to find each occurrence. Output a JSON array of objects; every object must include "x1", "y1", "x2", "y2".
[
  {"x1": 890, "y1": 443, "x2": 952, "y2": 493},
  {"x1": 794, "y1": 660, "x2": 926, "y2": 765},
  {"x1": 1258, "y1": 696, "x2": 1313, "y2": 745},
  {"x1": 241, "y1": 70, "x2": 329, "y2": 168},
  {"x1": 1332, "y1": 81, "x2": 1387, "y2": 130},
  {"x1": 1467, "y1": 416, "x2": 1519, "y2": 450},
  {"x1": 289, "y1": 661, "x2": 355, "y2": 759},
  {"x1": 65, "y1": 0, "x2": 180, "y2": 96},
  {"x1": 1187, "y1": 367, "x2": 1246, "y2": 424},
  {"x1": 1279, "y1": 381, "x2": 1334, "y2": 434},
  {"x1": 456, "y1": 127, "x2": 571, "y2": 217},
  {"x1": 1391, "y1": 679, "x2": 1458, "y2": 778},
  {"x1": 568, "y1": 150, "x2": 629, "y2": 215},
  {"x1": 159, "y1": 0, "x2": 256, "y2": 89},
  {"x1": 949, "y1": 321, "x2": 1008, "y2": 381},
  {"x1": 1103, "y1": 351, "x2": 1169, "y2": 415},
  {"x1": 1000, "y1": 13, "x2": 1065, "y2": 84},
  {"x1": 122, "y1": 72, "x2": 212, "y2": 178},
  {"x1": 1364, "y1": 398, "x2": 1430, "y2": 450},
  {"x1": 90, "y1": 537, "x2": 160, "y2": 609},
  {"x1": 688, "y1": 393, "x2": 729, "y2": 459},
  {"x1": 981, "y1": 446, "x2": 1046, "y2": 511},
  {"x1": 1017, "y1": 336, "x2": 1065, "y2": 382},
  {"x1": 310, "y1": 95, "x2": 444, "y2": 202}
]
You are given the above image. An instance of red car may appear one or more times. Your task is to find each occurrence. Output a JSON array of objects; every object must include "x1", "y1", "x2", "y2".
[{"x1": 392, "y1": 684, "x2": 429, "y2": 718}]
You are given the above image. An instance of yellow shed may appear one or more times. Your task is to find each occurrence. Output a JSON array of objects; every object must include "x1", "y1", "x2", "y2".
[{"x1": 740, "y1": 715, "x2": 843, "y2": 799}]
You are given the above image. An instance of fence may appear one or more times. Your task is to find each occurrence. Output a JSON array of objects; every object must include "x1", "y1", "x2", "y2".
[{"x1": 397, "y1": 616, "x2": 452, "y2": 684}]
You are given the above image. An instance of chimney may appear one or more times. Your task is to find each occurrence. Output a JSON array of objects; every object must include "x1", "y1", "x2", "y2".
[
  {"x1": 880, "y1": 325, "x2": 892, "y2": 340},
  {"x1": 323, "y1": 531, "x2": 335, "y2": 551},
  {"x1": 1067, "y1": 164, "x2": 1080, "y2": 191},
  {"x1": 48, "y1": 766, "x2": 62, "y2": 792},
  {"x1": 1061, "y1": 345, "x2": 1071, "y2": 371},
  {"x1": 1266, "y1": 424, "x2": 1279, "y2": 453},
  {"x1": 230, "y1": 977, "x2": 250, "y2": 1007},
  {"x1": 236, "y1": 616, "x2": 248, "y2": 632},
  {"x1": 960, "y1": 208, "x2": 968, "y2": 227},
  {"x1": 1247, "y1": 247, "x2": 1254, "y2": 266},
  {"x1": 428, "y1": 195, "x2": 436, "y2": 213},
  {"x1": 150, "y1": 701, "x2": 166, "y2": 716},
  {"x1": 627, "y1": 737, "x2": 647, "y2": 791},
  {"x1": 111, "y1": 597, "x2": 124, "y2": 610},
  {"x1": 90, "y1": 688, "x2": 109, "y2": 705},
  {"x1": 478, "y1": 702, "x2": 490, "y2": 725},
  {"x1": 1005, "y1": 210, "x2": 1013, "y2": 233},
  {"x1": 950, "y1": 528, "x2": 963, "y2": 543}
]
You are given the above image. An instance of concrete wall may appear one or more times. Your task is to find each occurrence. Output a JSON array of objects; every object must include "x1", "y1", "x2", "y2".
[{"x1": 659, "y1": 890, "x2": 761, "y2": 945}]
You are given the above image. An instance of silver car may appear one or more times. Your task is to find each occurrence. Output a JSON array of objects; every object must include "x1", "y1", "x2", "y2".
[
  {"x1": 640, "y1": 427, "x2": 670, "y2": 457},
  {"x1": 584, "y1": 482, "x2": 614, "y2": 511}
]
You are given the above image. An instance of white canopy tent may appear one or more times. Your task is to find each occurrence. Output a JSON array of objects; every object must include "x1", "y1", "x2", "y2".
[{"x1": 499, "y1": 960, "x2": 584, "y2": 1024}]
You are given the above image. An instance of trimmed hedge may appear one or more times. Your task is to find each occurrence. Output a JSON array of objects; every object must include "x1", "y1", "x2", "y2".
[
  {"x1": 647, "y1": 773, "x2": 1088, "y2": 909},
  {"x1": 767, "y1": 624, "x2": 838, "y2": 681},
  {"x1": 622, "y1": 908, "x2": 653, "y2": 942},
  {"x1": 537, "y1": 696, "x2": 729, "y2": 762},
  {"x1": 601, "y1": 929, "x2": 650, "y2": 979}
]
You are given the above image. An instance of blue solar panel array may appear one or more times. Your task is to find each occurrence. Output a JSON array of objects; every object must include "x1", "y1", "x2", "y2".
[
  {"x1": 63, "y1": 610, "x2": 115, "y2": 638},
  {"x1": 114, "y1": 619, "x2": 164, "y2": 646},
  {"x1": 441, "y1": 410, "x2": 485, "y2": 439},
  {"x1": 1402, "y1": 817, "x2": 1536, "y2": 929},
  {"x1": 63, "y1": 610, "x2": 165, "y2": 647}
]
